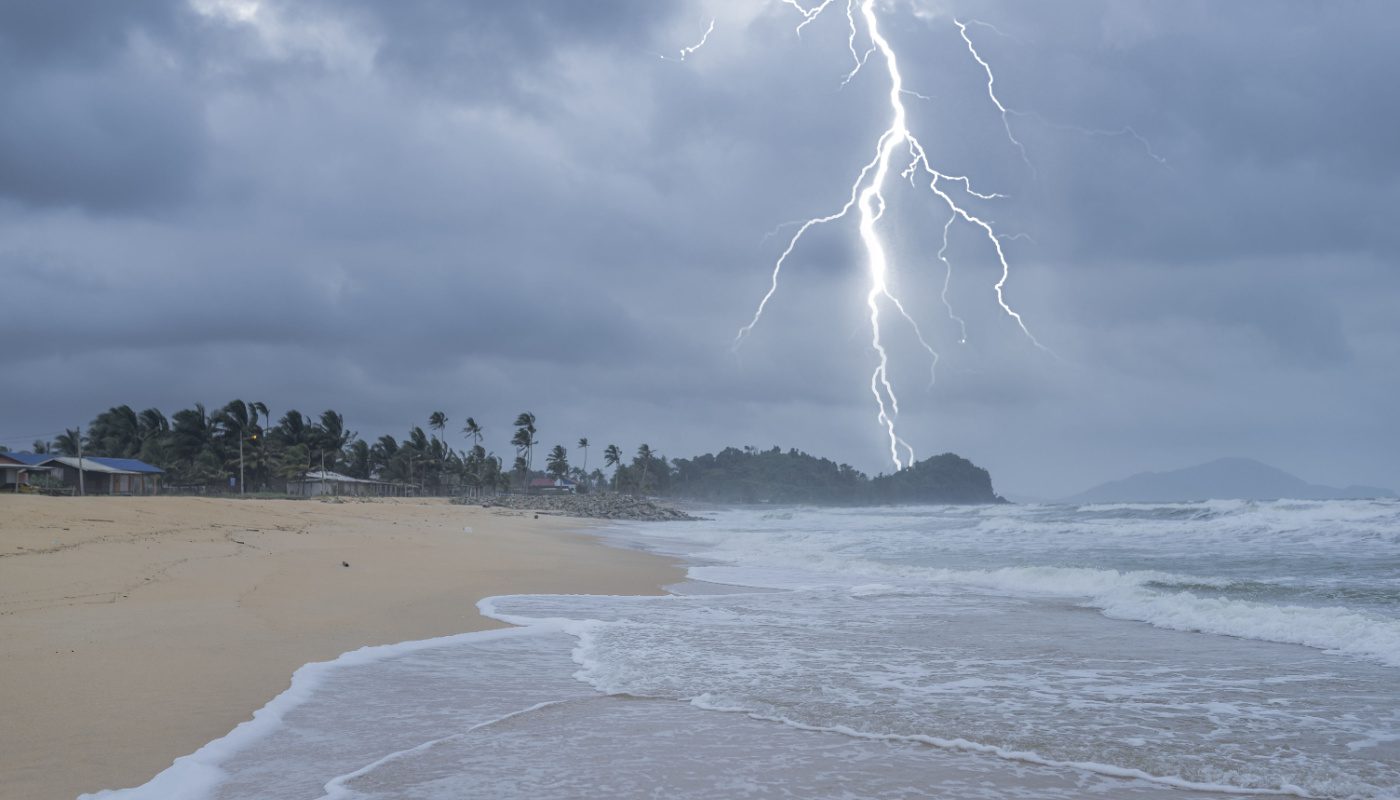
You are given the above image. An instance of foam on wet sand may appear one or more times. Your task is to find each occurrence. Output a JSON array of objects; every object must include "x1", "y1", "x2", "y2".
[{"x1": 0, "y1": 495, "x2": 680, "y2": 800}]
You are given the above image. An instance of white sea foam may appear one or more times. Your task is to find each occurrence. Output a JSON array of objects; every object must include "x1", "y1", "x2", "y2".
[
  {"x1": 493, "y1": 581, "x2": 1397, "y2": 799},
  {"x1": 78, "y1": 626, "x2": 565, "y2": 800},
  {"x1": 684, "y1": 699, "x2": 1310, "y2": 797},
  {"x1": 621, "y1": 500, "x2": 1400, "y2": 668},
  {"x1": 85, "y1": 500, "x2": 1400, "y2": 800}
]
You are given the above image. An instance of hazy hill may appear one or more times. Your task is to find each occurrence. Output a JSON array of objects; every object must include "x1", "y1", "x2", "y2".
[{"x1": 1065, "y1": 457, "x2": 1397, "y2": 503}]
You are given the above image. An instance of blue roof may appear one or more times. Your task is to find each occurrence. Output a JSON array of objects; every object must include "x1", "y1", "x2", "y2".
[
  {"x1": 7, "y1": 452, "x2": 163, "y2": 473},
  {"x1": 89, "y1": 457, "x2": 164, "y2": 474}
]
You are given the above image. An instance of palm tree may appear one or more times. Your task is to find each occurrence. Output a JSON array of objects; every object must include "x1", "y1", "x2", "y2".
[
  {"x1": 577, "y1": 437, "x2": 590, "y2": 474},
  {"x1": 510, "y1": 428, "x2": 532, "y2": 486},
  {"x1": 462, "y1": 417, "x2": 482, "y2": 447},
  {"x1": 404, "y1": 426, "x2": 430, "y2": 488},
  {"x1": 171, "y1": 403, "x2": 215, "y2": 473},
  {"x1": 276, "y1": 444, "x2": 311, "y2": 482},
  {"x1": 429, "y1": 411, "x2": 448, "y2": 449},
  {"x1": 370, "y1": 435, "x2": 401, "y2": 480},
  {"x1": 249, "y1": 401, "x2": 269, "y2": 489},
  {"x1": 513, "y1": 411, "x2": 537, "y2": 477},
  {"x1": 273, "y1": 410, "x2": 308, "y2": 448},
  {"x1": 546, "y1": 445, "x2": 569, "y2": 480},
  {"x1": 345, "y1": 440, "x2": 372, "y2": 479},
  {"x1": 636, "y1": 443, "x2": 654, "y2": 494},
  {"x1": 312, "y1": 410, "x2": 353, "y2": 472},
  {"x1": 55, "y1": 428, "x2": 83, "y2": 457},
  {"x1": 428, "y1": 412, "x2": 449, "y2": 492},
  {"x1": 137, "y1": 408, "x2": 170, "y2": 464},
  {"x1": 603, "y1": 444, "x2": 622, "y2": 491},
  {"x1": 87, "y1": 405, "x2": 141, "y2": 457},
  {"x1": 217, "y1": 400, "x2": 267, "y2": 494}
]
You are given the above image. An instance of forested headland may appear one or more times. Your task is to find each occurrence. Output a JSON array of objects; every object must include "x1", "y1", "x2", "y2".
[{"x1": 667, "y1": 447, "x2": 1005, "y2": 505}]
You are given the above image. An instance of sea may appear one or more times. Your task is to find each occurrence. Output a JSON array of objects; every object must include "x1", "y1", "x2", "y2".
[{"x1": 88, "y1": 500, "x2": 1400, "y2": 800}]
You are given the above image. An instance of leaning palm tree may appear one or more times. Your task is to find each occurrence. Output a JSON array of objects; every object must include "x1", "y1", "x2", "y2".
[
  {"x1": 248, "y1": 401, "x2": 269, "y2": 489},
  {"x1": 87, "y1": 405, "x2": 141, "y2": 457},
  {"x1": 429, "y1": 411, "x2": 448, "y2": 449},
  {"x1": 577, "y1": 437, "x2": 590, "y2": 474},
  {"x1": 462, "y1": 417, "x2": 483, "y2": 447},
  {"x1": 603, "y1": 444, "x2": 622, "y2": 491},
  {"x1": 55, "y1": 428, "x2": 83, "y2": 457},
  {"x1": 138, "y1": 408, "x2": 169, "y2": 441},
  {"x1": 512, "y1": 412, "x2": 537, "y2": 474},
  {"x1": 545, "y1": 445, "x2": 569, "y2": 480},
  {"x1": 636, "y1": 443, "x2": 654, "y2": 494},
  {"x1": 510, "y1": 427, "x2": 533, "y2": 487},
  {"x1": 312, "y1": 410, "x2": 353, "y2": 471},
  {"x1": 217, "y1": 400, "x2": 266, "y2": 494},
  {"x1": 171, "y1": 403, "x2": 214, "y2": 469}
]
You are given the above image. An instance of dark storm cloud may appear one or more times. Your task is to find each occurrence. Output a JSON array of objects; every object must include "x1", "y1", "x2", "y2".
[
  {"x1": 0, "y1": 0, "x2": 214, "y2": 211},
  {"x1": 922, "y1": 0, "x2": 1400, "y2": 265},
  {"x1": 2, "y1": 0, "x2": 1397, "y2": 496},
  {"x1": 317, "y1": 0, "x2": 678, "y2": 107},
  {"x1": 0, "y1": 68, "x2": 207, "y2": 210},
  {"x1": 0, "y1": 0, "x2": 186, "y2": 66}
]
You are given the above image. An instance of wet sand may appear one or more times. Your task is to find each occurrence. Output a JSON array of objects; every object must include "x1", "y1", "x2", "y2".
[{"x1": 0, "y1": 495, "x2": 680, "y2": 800}]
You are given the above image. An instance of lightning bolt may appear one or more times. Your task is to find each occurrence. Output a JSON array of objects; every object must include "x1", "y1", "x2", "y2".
[
  {"x1": 937, "y1": 213, "x2": 968, "y2": 344},
  {"x1": 1007, "y1": 109, "x2": 1168, "y2": 164},
  {"x1": 656, "y1": 18, "x2": 716, "y2": 62},
  {"x1": 957, "y1": 20, "x2": 1167, "y2": 165},
  {"x1": 678, "y1": 19, "x2": 715, "y2": 61},
  {"x1": 954, "y1": 18, "x2": 1033, "y2": 173},
  {"x1": 734, "y1": 0, "x2": 1049, "y2": 470}
]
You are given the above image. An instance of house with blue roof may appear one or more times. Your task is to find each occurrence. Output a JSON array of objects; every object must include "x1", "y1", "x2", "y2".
[
  {"x1": 0, "y1": 453, "x2": 55, "y2": 492},
  {"x1": 34, "y1": 455, "x2": 164, "y2": 495}
]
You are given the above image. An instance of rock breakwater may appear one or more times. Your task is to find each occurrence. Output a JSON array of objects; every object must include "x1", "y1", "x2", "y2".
[{"x1": 454, "y1": 493, "x2": 700, "y2": 521}]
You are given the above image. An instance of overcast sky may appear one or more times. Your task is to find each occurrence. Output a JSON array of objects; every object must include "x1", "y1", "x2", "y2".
[{"x1": 2, "y1": 0, "x2": 1396, "y2": 498}]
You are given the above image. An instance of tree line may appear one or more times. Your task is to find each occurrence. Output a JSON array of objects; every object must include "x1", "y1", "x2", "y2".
[
  {"x1": 9, "y1": 403, "x2": 1004, "y2": 504},
  {"x1": 12, "y1": 402, "x2": 673, "y2": 497}
]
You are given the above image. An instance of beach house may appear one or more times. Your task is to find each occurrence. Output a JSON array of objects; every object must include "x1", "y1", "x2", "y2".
[
  {"x1": 0, "y1": 453, "x2": 52, "y2": 492},
  {"x1": 529, "y1": 477, "x2": 577, "y2": 494},
  {"x1": 35, "y1": 455, "x2": 164, "y2": 495},
  {"x1": 286, "y1": 470, "x2": 405, "y2": 497}
]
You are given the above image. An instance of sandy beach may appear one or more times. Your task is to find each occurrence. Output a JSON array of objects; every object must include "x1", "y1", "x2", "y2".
[{"x1": 0, "y1": 495, "x2": 681, "y2": 800}]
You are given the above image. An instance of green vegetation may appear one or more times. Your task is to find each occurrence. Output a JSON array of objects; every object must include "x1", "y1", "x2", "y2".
[
  {"x1": 668, "y1": 447, "x2": 1004, "y2": 505},
  {"x1": 21, "y1": 403, "x2": 1004, "y2": 504},
  {"x1": 545, "y1": 445, "x2": 570, "y2": 479},
  {"x1": 28, "y1": 402, "x2": 526, "y2": 496}
]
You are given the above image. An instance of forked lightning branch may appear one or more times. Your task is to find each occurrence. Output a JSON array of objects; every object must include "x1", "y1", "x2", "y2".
[{"x1": 731, "y1": 0, "x2": 1050, "y2": 470}]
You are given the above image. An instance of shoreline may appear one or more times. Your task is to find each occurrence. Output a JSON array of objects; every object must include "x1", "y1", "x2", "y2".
[{"x1": 0, "y1": 495, "x2": 682, "y2": 800}]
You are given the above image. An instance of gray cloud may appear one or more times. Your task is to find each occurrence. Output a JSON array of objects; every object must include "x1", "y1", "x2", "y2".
[{"x1": 2, "y1": 0, "x2": 1396, "y2": 497}]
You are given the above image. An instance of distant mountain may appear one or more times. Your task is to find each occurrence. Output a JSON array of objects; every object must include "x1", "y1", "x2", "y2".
[{"x1": 1064, "y1": 457, "x2": 1397, "y2": 504}]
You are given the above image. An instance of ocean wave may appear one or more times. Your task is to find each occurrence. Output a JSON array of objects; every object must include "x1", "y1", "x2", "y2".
[
  {"x1": 683, "y1": 698, "x2": 1311, "y2": 798},
  {"x1": 686, "y1": 560, "x2": 1400, "y2": 668},
  {"x1": 78, "y1": 626, "x2": 569, "y2": 800},
  {"x1": 899, "y1": 565, "x2": 1400, "y2": 666}
]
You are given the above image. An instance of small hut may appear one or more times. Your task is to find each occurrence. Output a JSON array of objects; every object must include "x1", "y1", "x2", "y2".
[{"x1": 286, "y1": 470, "x2": 404, "y2": 497}]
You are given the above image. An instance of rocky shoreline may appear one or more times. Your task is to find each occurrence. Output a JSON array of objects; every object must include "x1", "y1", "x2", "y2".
[{"x1": 453, "y1": 493, "x2": 701, "y2": 521}]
